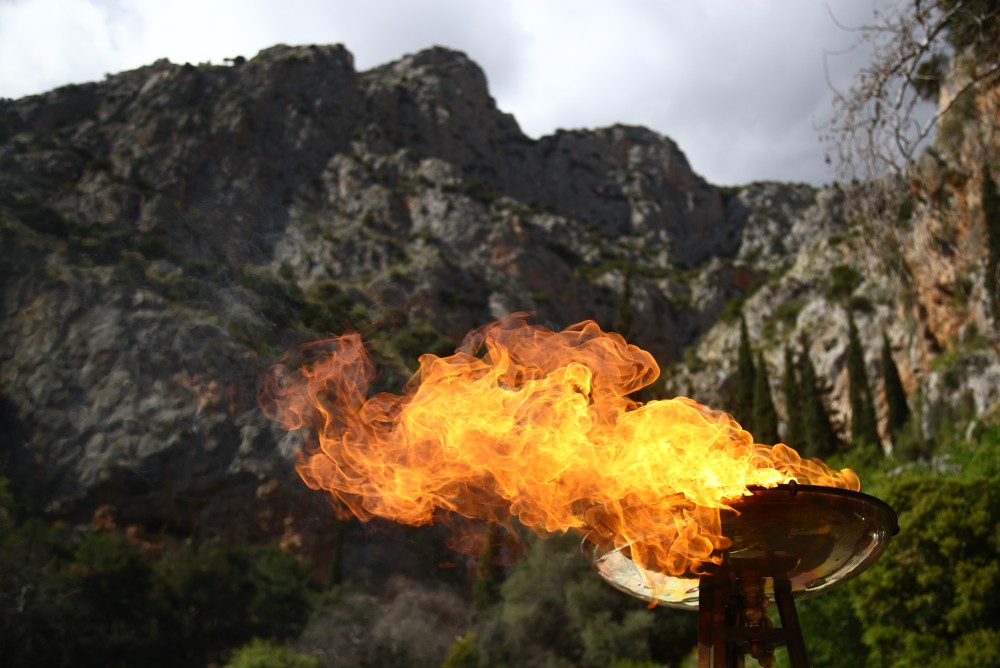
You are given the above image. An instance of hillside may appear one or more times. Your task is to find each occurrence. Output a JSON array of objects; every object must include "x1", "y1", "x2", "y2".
[{"x1": 1, "y1": 42, "x2": 999, "y2": 667}]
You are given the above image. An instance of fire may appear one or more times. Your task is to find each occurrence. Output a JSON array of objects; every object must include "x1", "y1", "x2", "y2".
[{"x1": 259, "y1": 315, "x2": 859, "y2": 577}]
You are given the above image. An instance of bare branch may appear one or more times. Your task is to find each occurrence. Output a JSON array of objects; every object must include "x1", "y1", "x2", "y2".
[{"x1": 823, "y1": 0, "x2": 999, "y2": 183}]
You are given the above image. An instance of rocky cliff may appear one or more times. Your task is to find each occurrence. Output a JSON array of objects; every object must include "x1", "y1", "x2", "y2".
[{"x1": 1, "y1": 44, "x2": 997, "y2": 553}]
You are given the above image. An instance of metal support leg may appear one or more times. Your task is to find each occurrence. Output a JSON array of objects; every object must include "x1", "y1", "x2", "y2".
[
  {"x1": 698, "y1": 574, "x2": 729, "y2": 668},
  {"x1": 772, "y1": 578, "x2": 810, "y2": 668},
  {"x1": 699, "y1": 569, "x2": 812, "y2": 668}
]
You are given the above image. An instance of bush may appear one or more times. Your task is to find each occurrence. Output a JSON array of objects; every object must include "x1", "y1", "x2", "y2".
[
  {"x1": 852, "y1": 476, "x2": 999, "y2": 666},
  {"x1": 225, "y1": 639, "x2": 319, "y2": 668},
  {"x1": 848, "y1": 432, "x2": 1000, "y2": 667},
  {"x1": 497, "y1": 534, "x2": 695, "y2": 668},
  {"x1": 156, "y1": 542, "x2": 316, "y2": 664},
  {"x1": 0, "y1": 491, "x2": 319, "y2": 668},
  {"x1": 441, "y1": 633, "x2": 480, "y2": 668},
  {"x1": 827, "y1": 264, "x2": 861, "y2": 301},
  {"x1": 0, "y1": 530, "x2": 167, "y2": 668}
]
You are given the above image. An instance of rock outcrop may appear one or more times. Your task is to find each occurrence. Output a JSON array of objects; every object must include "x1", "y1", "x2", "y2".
[{"x1": 1, "y1": 43, "x2": 996, "y2": 553}]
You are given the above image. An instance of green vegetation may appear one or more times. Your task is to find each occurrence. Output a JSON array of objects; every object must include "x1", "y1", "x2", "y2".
[
  {"x1": 377, "y1": 320, "x2": 457, "y2": 368},
  {"x1": 827, "y1": 264, "x2": 861, "y2": 302},
  {"x1": 733, "y1": 315, "x2": 756, "y2": 425},
  {"x1": 485, "y1": 533, "x2": 694, "y2": 667},
  {"x1": 575, "y1": 256, "x2": 668, "y2": 282},
  {"x1": 751, "y1": 351, "x2": 779, "y2": 444},
  {"x1": 782, "y1": 345, "x2": 802, "y2": 445},
  {"x1": 616, "y1": 267, "x2": 634, "y2": 341},
  {"x1": 936, "y1": 86, "x2": 979, "y2": 160},
  {"x1": 470, "y1": 525, "x2": 505, "y2": 618},
  {"x1": 881, "y1": 332, "x2": 910, "y2": 444},
  {"x1": 299, "y1": 280, "x2": 369, "y2": 334},
  {"x1": 802, "y1": 421, "x2": 1000, "y2": 667},
  {"x1": 440, "y1": 633, "x2": 480, "y2": 668},
  {"x1": 797, "y1": 334, "x2": 841, "y2": 458},
  {"x1": 0, "y1": 493, "x2": 319, "y2": 668},
  {"x1": 846, "y1": 313, "x2": 880, "y2": 449},
  {"x1": 847, "y1": 294, "x2": 874, "y2": 313},
  {"x1": 983, "y1": 166, "x2": 1000, "y2": 304},
  {"x1": 440, "y1": 179, "x2": 499, "y2": 204},
  {"x1": 773, "y1": 297, "x2": 805, "y2": 328},
  {"x1": 717, "y1": 264, "x2": 794, "y2": 326},
  {"x1": 445, "y1": 412, "x2": 1000, "y2": 668},
  {"x1": 224, "y1": 639, "x2": 319, "y2": 668}
]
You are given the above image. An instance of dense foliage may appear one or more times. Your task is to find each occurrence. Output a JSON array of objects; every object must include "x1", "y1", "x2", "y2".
[
  {"x1": 790, "y1": 422, "x2": 1000, "y2": 668},
  {"x1": 5, "y1": 405, "x2": 998, "y2": 667},
  {"x1": 733, "y1": 315, "x2": 756, "y2": 425},
  {"x1": 0, "y1": 486, "x2": 319, "y2": 668},
  {"x1": 751, "y1": 351, "x2": 779, "y2": 445},
  {"x1": 846, "y1": 313, "x2": 879, "y2": 448},
  {"x1": 796, "y1": 334, "x2": 841, "y2": 459},
  {"x1": 881, "y1": 333, "x2": 910, "y2": 443}
]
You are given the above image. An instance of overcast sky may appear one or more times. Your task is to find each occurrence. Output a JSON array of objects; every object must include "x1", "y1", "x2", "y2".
[{"x1": 0, "y1": 0, "x2": 880, "y2": 186}]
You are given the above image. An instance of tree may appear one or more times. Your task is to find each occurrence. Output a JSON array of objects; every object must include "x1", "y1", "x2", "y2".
[
  {"x1": 798, "y1": 335, "x2": 841, "y2": 459},
  {"x1": 881, "y1": 332, "x2": 910, "y2": 443},
  {"x1": 782, "y1": 345, "x2": 803, "y2": 445},
  {"x1": 847, "y1": 314, "x2": 880, "y2": 448},
  {"x1": 850, "y1": 458, "x2": 1000, "y2": 667},
  {"x1": 617, "y1": 266, "x2": 634, "y2": 342},
  {"x1": 824, "y1": 0, "x2": 1000, "y2": 182},
  {"x1": 824, "y1": 1, "x2": 1000, "y2": 284},
  {"x1": 497, "y1": 533, "x2": 695, "y2": 668},
  {"x1": 733, "y1": 315, "x2": 756, "y2": 428},
  {"x1": 470, "y1": 524, "x2": 505, "y2": 618},
  {"x1": 225, "y1": 639, "x2": 319, "y2": 668},
  {"x1": 752, "y1": 352, "x2": 780, "y2": 445},
  {"x1": 983, "y1": 165, "x2": 1000, "y2": 303},
  {"x1": 441, "y1": 633, "x2": 481, "y2": 668}
]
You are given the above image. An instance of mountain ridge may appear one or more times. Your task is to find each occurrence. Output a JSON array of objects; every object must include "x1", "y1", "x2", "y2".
[{"x1": 1, "y1": 42, "x2": 997, "y2": 553}]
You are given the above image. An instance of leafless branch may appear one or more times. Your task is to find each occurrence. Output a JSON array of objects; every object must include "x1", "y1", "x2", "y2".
[{"x1": 823, "y1": 0, "x2": 999, "y2": 184}]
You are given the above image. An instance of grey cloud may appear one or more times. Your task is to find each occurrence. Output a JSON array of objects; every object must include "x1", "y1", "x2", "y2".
[{"x1": 0, "y1": 0, "x2": 882, "y2": 186}]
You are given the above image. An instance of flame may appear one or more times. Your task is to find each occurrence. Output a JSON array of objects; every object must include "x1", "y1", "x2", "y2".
[{"x1": 260, "y1": 315, "x2": 859, "y2": 577}]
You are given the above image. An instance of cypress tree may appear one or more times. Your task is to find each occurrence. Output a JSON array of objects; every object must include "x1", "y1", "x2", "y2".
[
  {"x1": 616, "y1": 266, "x2": 634, "y2": 341},
  {"x1": 782, "y1": 345, "x2": 803, "y2": 445},
  {"x1": 983, "y1": 165, "x2": 1000, "y2": 304},
  {"x1": 799, "y1": 334, "x2": 840, "y2": 459},
  {"x1": 847, "y1": 314, "x2": 880, "y2": 448},
  {"x1": 881, "y1": 332, "x2": 910, "y2": 442},
  {"x1": 752, "y1": 352, "x2": 780, "y2": 445},
  {"x1": 734, "y1": 315, "x2": 756, "y2": 427},
  {"x1": 470, "y1": 524, "x2": 504, "y2": 618}
]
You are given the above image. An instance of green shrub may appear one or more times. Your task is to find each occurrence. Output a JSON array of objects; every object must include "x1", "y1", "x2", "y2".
[
  {"x1": 3, "y1": 194, "x2": 69, "y2": 236},
  {"x1": 847, "y1": 294, "x2": 874, "y2": 313},
  {"x1": 225, "y1": 639, "x2": 319, "y2": 668},
  {"x1": 300, "y1": 280, "x2": 368, "y2": 333},
  {"x1": 441, "y1": 633, "x2": 480, "y2": 668},
  {"x1": 498, "y1": 534, "x2": 695, "y2": 668},
  {"x1": 135, "y1": 235, "x2": 170, "y2": 260},
  {"x1": 851, "y1": 468, "x2": 1000, "y2": 667},
  {"x1": 827, "y1": 264, "x2": 861, "y2": 301},
  {"x1": 0, "y1": 498, "x2": 320, "y2": 668},
  {"x1": 773, "y1": 298, "x2": 805, "y2": 326},
  {"x1": 385, "y1": 325, "x2": 456, "y2": 366},
  {"x1": 156, "y1": 542, "x2": 316, "y2": 664}
]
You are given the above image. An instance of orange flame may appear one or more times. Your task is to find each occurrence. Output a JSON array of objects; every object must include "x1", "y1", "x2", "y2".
[{"x1": 260, "y1": 315, "x2": 859, "y2": 577}]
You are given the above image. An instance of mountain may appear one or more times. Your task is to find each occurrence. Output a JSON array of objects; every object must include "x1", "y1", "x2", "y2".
[{"x1": 1, "y1": 43, "x2": 998, "y2": 560}]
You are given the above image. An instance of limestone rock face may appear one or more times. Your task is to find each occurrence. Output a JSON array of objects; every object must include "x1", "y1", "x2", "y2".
[{"x1": 0, "y1": 43, "x2": 995, "y2": 546}]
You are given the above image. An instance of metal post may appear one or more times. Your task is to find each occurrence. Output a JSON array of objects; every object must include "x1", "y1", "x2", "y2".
[
  {"x1": 698, "y1": 569, "x2": 811, "y2": 668},
  {"x1": 772, "y1": 577, "x2": 810, "y2": 668},
  {"x1": 698, "y1": 573, "x2": 729, "y2": 668}
]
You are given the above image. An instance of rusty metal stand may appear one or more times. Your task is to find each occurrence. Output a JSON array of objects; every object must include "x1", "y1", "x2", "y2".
[{"x1": 697, "y1": 569, "x2": 810, "y2": 668}]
